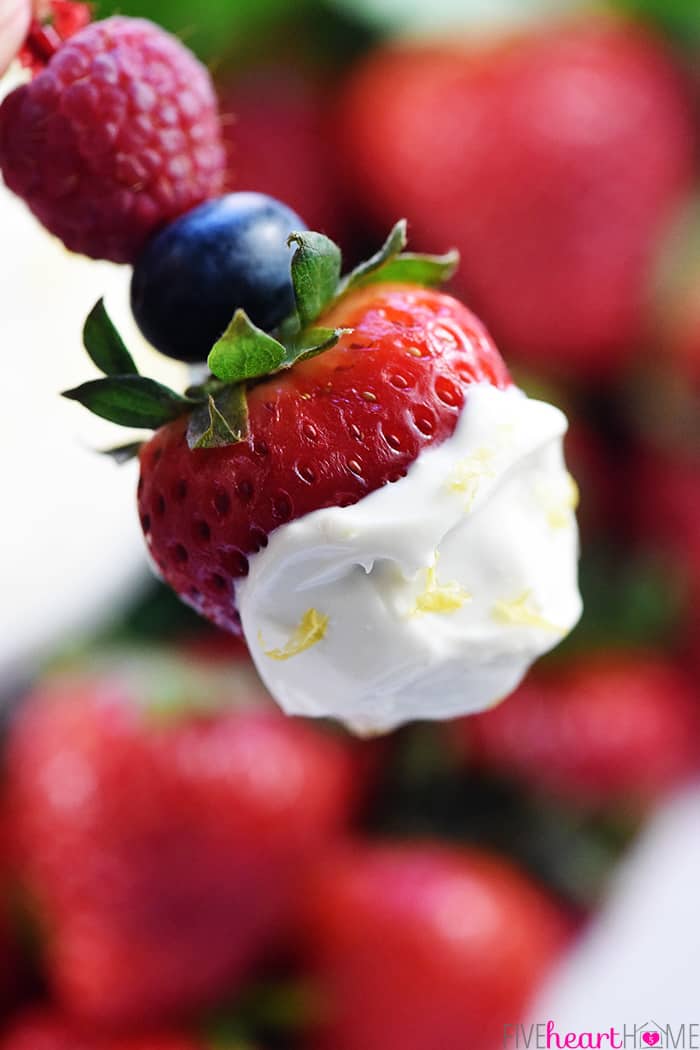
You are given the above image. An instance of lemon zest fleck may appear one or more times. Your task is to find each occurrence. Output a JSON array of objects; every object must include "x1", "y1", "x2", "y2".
[
  {"x1": 262, "y1": 608, "x2": 329, "y2": 661},
  {"x1": 411, "y1": 555, "x2": 471, "y2": 617},
  {"x1": 492, "y1": 590, "x2": 562, "y2": 633},
  {"x1": 538, "y1": 472, "x2": 580, "y2": 529},
  {"x1": 448, "y1": 448, "x2": 494, "y2": 510},
  {"x1": 496, "y1": 422, "x2": 515, "y2": 443}
]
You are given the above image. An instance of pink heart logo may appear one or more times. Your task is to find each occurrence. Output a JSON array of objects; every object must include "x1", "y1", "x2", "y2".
[{"x1": 642, "y1": 1035, "x2": 660, "y2": 1047}]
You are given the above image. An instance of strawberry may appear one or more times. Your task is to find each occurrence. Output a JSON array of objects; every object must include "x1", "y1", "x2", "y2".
[
  {"x1": 640, "y1": 203, "x2": 700, "y2": 441},
  {"x1": 452, "y1": 653, "x2": 700, "y2": 810},
  {"x1": 7, "y1": 655, "x2": 358, "y2": 1027},
  {"x1": 300, "y1": 842, "x2": 571, "y2": 1050},
  {"x1": 138, "y1": 281, "x2": 508, "y2": 633},
  {"x1": 0, "y1": 1010, "x2": 204, "y2": 1050},
  {"x1": 337, "y1": 20, "x2": 695, "y2": 379},
  {"x1": 661, "y1": 283, "x2": 700, "y2": 393},
  {"x1": 631, "y1": 443, "x2": 700, "y2": 675},
  {"x1": 0, "y1": 845, "x2": 21, "y2": 1015},
  {"x1": 63, "y1": 220, "x2": 506, "y2": 636},
  {"x1": 18, "y1": 2, "x2": 91, "y2": 76}
]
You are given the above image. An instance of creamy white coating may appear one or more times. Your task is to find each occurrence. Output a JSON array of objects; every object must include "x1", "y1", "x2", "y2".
[{"x1": 236, "y1": 384, "x2": 582, "y2": 735}]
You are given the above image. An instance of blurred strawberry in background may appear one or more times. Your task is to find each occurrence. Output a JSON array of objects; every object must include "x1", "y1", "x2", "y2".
[
  {"x1": 220, "y1": 68, "x2": 346, "y2": 243},
  {"x1": 6, "y1": 654, "x2": 359, "y2": 1027},
  {"x1": 338, "y1": 18, "x2": 696, "y2": 380},
  {"x1": 653, "y1": 205, "x2": 700, "y2": 395},
  {"x1": 563, "y1": 416, "x2": 618, "y2": 538},
  {"x1": 660, "y1": 281, "x2": 700, "y2": 393},
  {"x1": 0, "y1": 1009, "x2": 206, "y2": 1050},
  {"x1": 300, "y1": 842, "x2": 571, "y2": 1050},
  {"x1": 0, "y1": 823, "x2": 22, "y2": 1018},
  {"x1": 633, "y1": 443, "x2": 700, "y2": 586},
  {"x1": 453, "y1": 653, "x2": 700, "y2": 812}
]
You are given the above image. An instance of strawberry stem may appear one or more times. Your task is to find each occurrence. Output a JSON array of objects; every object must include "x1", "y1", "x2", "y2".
[{"x1": 22, "y1": 18, "x2": 63, "y2": 69}]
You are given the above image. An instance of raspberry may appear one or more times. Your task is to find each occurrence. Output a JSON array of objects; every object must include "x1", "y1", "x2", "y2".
[{"x1": 0, "y1": 16, "x2": 225, "y2": 263}]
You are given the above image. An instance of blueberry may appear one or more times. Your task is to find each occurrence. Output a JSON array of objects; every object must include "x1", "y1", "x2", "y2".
[{"x1": 130, "y1": 193, "x2": 307, "y2": 362}]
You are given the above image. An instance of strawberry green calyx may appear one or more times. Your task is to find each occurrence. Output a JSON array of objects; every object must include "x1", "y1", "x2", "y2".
[
  {"x1": 288, "y1": 230, "x2": 342, "y2": 326},
  {"x1": 338, "y1": 219, "x2": 458, "y2": 292},
  {"x1": 206, "y1": 220, "x2": 458, "y2": 391},
  {"x1": 206, "y1": 308, "x2": 346, "y2": 386},
  {"x1": 63, "y1": 374, "x2": 197, "y2": 429},
  {"x1": 63, "y1": 220, "x2": 459, "y2": 455},
  {"x1": 187, "y1": 387, "x2": 250, "y2": 450}
]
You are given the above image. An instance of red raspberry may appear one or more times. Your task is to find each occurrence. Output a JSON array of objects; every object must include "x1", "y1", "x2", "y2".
[{"x1": 0, "y1": 16, "x2": 225, "y2": 263}]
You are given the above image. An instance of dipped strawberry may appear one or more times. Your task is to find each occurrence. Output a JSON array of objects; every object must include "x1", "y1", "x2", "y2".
[
  {"x1": 64, "y1": 213, "x2": 581, "y2": 733},
  {"x1": 8, "y1": 654, "x2": 357, "y2": 1026},
  {"x1": 300, "y1": 842, "x2": 571, "y2": 1050},
  {"x1": 337, "y1": 19, "x2": 695, "y2": 379}
]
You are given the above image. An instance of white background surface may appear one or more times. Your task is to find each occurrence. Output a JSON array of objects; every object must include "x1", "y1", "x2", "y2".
[
  {"x1": 534, "y1": 785, "x2": 700, "y2": 1026},
  {"x1": 0, "y1": 71, "x2": 186, "y2": 687}
]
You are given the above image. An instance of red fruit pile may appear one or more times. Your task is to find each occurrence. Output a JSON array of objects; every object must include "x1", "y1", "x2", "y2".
[
  {"x1": 7, "y1": 666, "x2": 357, "y2": 1027},
  {"x1": 0, "y1": 650, "x2": 573, "y2": 1046}
]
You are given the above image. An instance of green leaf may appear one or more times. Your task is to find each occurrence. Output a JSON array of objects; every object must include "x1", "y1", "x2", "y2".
[
  {"x1": 357, "y1": 250, "x2": 459, "y2": 289},
  {"x1": 284, "y1": 326, "x2": 349, "y2": 364},
  {"x1": 187, "y1": 387, "x2": 249, "y2": 450},
  {"x1": 185, "y1": 375, "x2": 226, "y2": 401},
  {"x1": 100, "y1": 441, "x2": 143, "y2": 464},
  {"x1": 550, "y1": 547, "x2": 685, "y2": 662},
  {"x1": 610, "y1": 0, "x2": 700, "y2": 44},
  {"x1": 339, "y1": 219, "x2": 408, "y2": 293},
  {"x1": 83, "y1": 299, "x2": 138, "y2": 377},
  {"x1": 207, "y1": 310, "x2": 287, "y2": 384},
  {"x1": 288, "y1": 231, "x2": 342, "y2": 327},
  {"x1": 63, "y1": 376, "x2": 195, "y2": 428}
]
